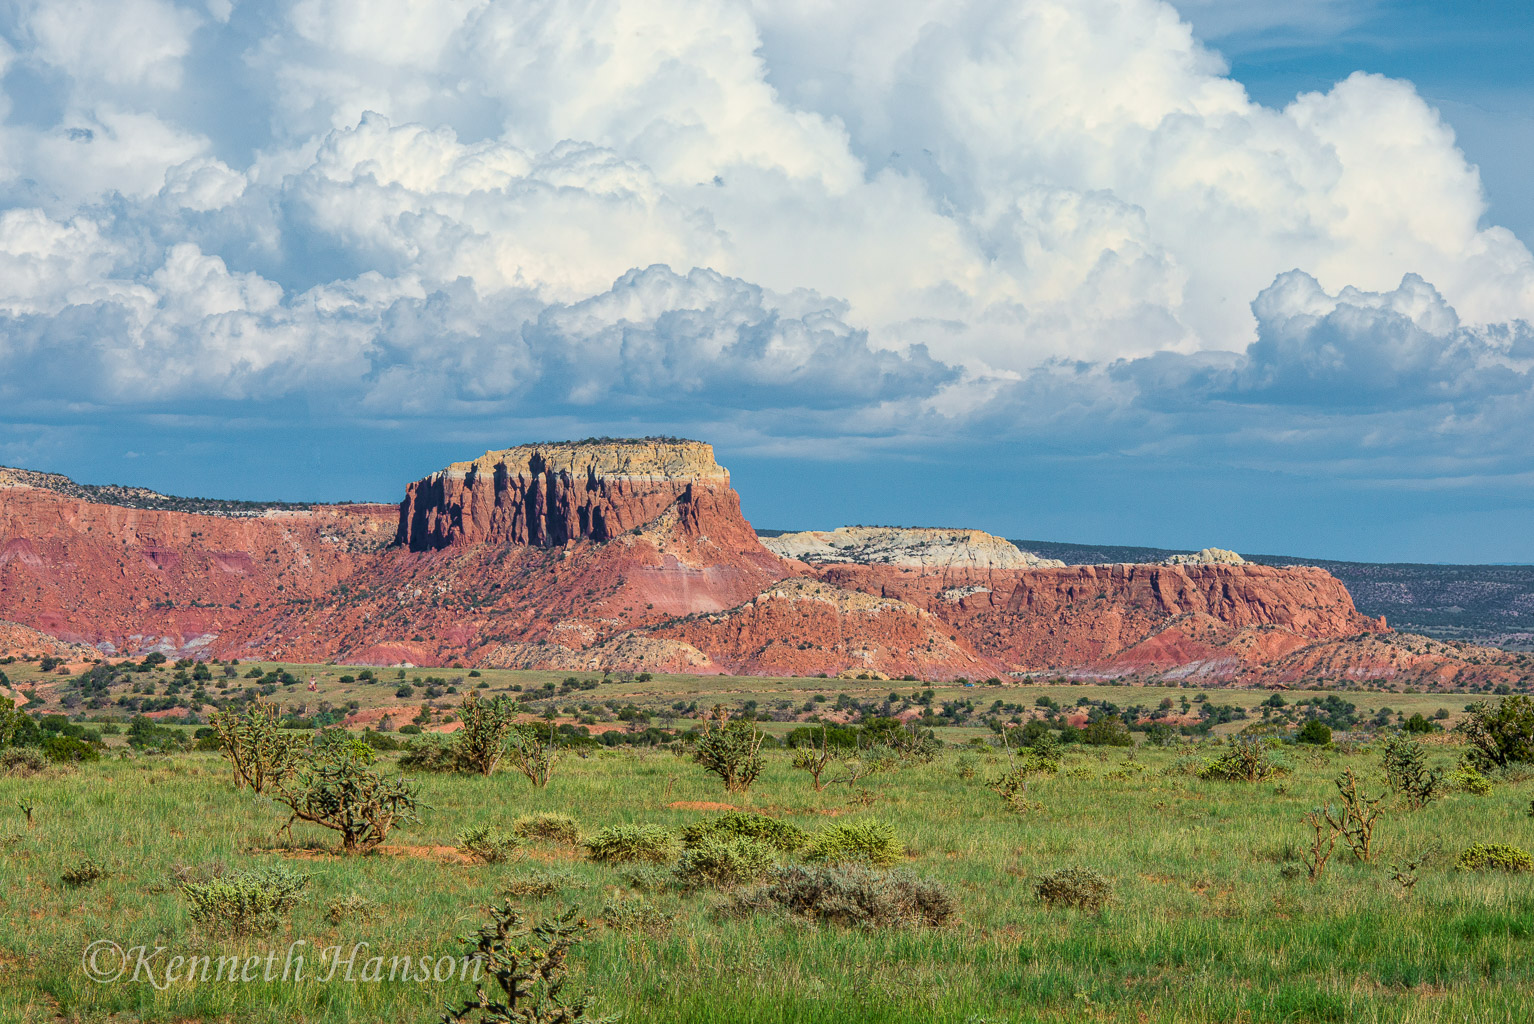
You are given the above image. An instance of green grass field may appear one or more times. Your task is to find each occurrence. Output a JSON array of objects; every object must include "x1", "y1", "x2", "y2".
[{"x1": 3, "y1": 678, "x2": 1532, "y2": 1024}]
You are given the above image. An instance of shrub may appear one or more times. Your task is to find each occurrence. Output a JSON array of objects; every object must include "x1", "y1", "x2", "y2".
[
  {"x1": 1082, "y1": 717, "x2": 1133, "y2": 747},
  {"x1": 1460, "y1": 696, "x2": 1534, "y2": 768},
  {"x1": 506, "y1": 721, "x2": 562, "y2": 789},
  {"x1": 1198, "y1": 738, "x2": 1288, "y2": 782},
  {"x1": 679, "y1": 812, "x2": 806, "y2": 853},
  {"x1": 692, "y1": 705, "x2": 765, "y2": 794},
  {"x1": 1449, "y1": 761, "x2": 1493, "y2": 796},
  {"x1": 0, "y1": 747, "x2": 49, "y2": 776},
  {"x1": 513, "y1": 812, "x2": 581, "y2": 845},
  {"x1": 180, "y1": 868, "x2": 308, "y2": 935},
  {"x1": 398, "y1": 740, "x2": 460, "y2": 772},
  {"x1": 674, "y1": 835, "x2": 775, "y2": 890},
  {"x1": 311, "y1": 728, "x2": 376, "y2": 764},
  {"x1": 1381, "y1": 737, "x2": 1444, "y2": 809},
  {"x1": 1033, "y1": 867, "x2": 1115, "y2": 911},
  {"x1": 601, "y1": 892, "x2": 670, "y2": 932},
  {"x1": 728, "y1": 864, "x2": 954, "y2": 928},
  {"x1": 457, "y1": 826, "x2": 521, "y2": 864},
  {"x1": 804, "y1": 820, "x2": 904, "y2": 867},
  {"x1": 275, "y1": 752, "x2": 420, "y2": 853},
  {"x1": 61, "y1": 859, "x2": 106, "y2": 886},
  {"x1": 453, "y1": 691, "x2": 521, "y2": 775},
  {"x1": 441, "y1": 904, "x2": 609, "y2": 1023},
  {"x1": 1295, "y1": 720, "x2": 1332, "y2": 745},
  {"x1": 1457, "y1": 843, "x2": 1533, "y2": 872},
  {"x1": 619, "y1": 864, "x2": 672, "y2": 893},
  {"x1": 584, "y1": 824, "x2": 677, "y2": 864},
  {"x1": 324, "y1": 892, "x2": 380, "y2": 925},
  {"x1": 1323, "y1": 769, "x2": 1385, "y2": 863},
  {"x1": 209, "y1": 700, "x2": 303, "y2": 793},
  {"x1": 501, "y1": 871, "x2": 583, "y2": 899}
]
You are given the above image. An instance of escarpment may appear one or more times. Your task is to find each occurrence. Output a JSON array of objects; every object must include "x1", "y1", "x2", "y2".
[
  {"x1": 1, "y1": 444, "x2": 1527, "y2": 688},
  {"x1": 395, "y1": 439, "x2": 733, "y2": 550}
]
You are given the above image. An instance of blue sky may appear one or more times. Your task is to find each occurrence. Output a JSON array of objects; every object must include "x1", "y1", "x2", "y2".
[{"x1": 0, "y1": 1, "x2": 1531, "y2": 563}]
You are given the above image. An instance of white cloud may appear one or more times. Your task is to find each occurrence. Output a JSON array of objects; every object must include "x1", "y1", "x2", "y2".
[
  {"x1": 20, "y1": 0, "x2": 202, "y2": 89},
  {"x1": 0, "y1": 0, "x2": 1531, "y2": 491}
]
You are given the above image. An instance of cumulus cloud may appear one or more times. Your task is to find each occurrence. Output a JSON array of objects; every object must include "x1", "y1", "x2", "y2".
[{"x1": 0, "y1": 0, "x2": 1531, "y2": 495}]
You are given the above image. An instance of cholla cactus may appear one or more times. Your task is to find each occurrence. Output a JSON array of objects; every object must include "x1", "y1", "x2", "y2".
[{"x1": 440, "y1": 905, "x2": 615, "y2": 1024}]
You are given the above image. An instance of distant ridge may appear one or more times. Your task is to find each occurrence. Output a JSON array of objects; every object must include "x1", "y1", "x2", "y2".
[{"x1": 1009, "y1": 538, "x2": 1534, "y2": 651}]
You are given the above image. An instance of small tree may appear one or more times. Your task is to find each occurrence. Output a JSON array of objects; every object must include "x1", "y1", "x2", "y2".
[
  {"x1": 1323, "y1": 769, "x2": 1385, "y2": 863},
  {"x1": 1300, "y1": 808, "x2": 1338, "y2": 881},
  {"x1": 1460, "y1": 696, "x2": 1534, "y2": 768},
  {"x1": 0, "y1": 697, "x2": 28, "y2": 748},
  {"x1": 693, "y1": 705, "x2": 764, "y2": 795},
  {"x1": 506, "y1": 721, "x2": 561, "y2": 789},
  {"x1": 1295, "y1": 720, "x2": 1332, "y2": 745},
  {"x1": 456, "y1": 692, "x2": 521, "y2": 776},
  {"x1": 790, "y1": 726, "x2": 834, "y2": 791},
  {"x1": 440, "y1": 904, "x2": 613, "y2": 1024},
  {"x1": 1381, "y1": 737, "x2": 1444, "y2": 809},
  {"x1": 275, "y1": 750, "x2": 419, "y2": 853},
  {"x1": 210, "y1": 700, "x2": 304, "y2": 793}
]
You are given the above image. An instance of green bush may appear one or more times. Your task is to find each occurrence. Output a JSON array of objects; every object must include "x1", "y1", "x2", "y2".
[
  {"x1": 601, "y1": 892, "x2": 670, "y2": 932},
  {"x1": 1034, "y1": 867, "x2": 1115, "y2": 911},
  {"x1": 456, "y1": 825, "x2": 521, "y2": 864},
  {"x1": 1449, "y1": 762, "x2": 1493, "y2": 795},
  {"x1": 674, "y1": 835, "x2": 775, "y2": 889},
  {"x1": 584, "y1": 824, "x2": 677, "y2": 864},
  {"x1": 180, "y1": 868, "x2": 309, "y2": 935},
  {"x1": 324, "y1": 892, "x2": 380, "y2": 925},
  {"x1": 513, "y1": 812, "x2": 581, "y2": 845},
  {"x1": 1198, "y1": 738, "x2": 1289, "y2": 782},
  {"x1": 1457, "y1": 843, "x2": 1533, "y2": 872},
  {"x1": 1460, "y1": 696, "x2": 1534, "y2": 768},
  {"x1": 1381, "y1": 737, "x2": 1444, "y2": 809},
  {"x1": 397, "y1": 740, "x2": 461, "y2": 772},
  {"x1": 0, "y1": 747, "x2": 49, "y2": 776},
  {"x1": 61, "y1": 859, "x2": 106, "y2": 886},
  {"x1": 42, "y1": 735, "x2": 100, "y2": 763},
  {"x1": 679, "y1": 812, "x2": 806, "y2": 853},
  {"x1": 727, "y1": 864, "x2": 954, "y2": 928},
  {"x1": 1295, "y1": 720, "x2": 1332, "y2": 745},
  {"x1": 804, "y1": 820, "x2": 904, "y2": 867},
  {"x1": 1082, "y1": 717, "x2": 1134, "y2": 747},
  {"x1": 500, "y1": 871, "x2": 584, "y2": 899}
]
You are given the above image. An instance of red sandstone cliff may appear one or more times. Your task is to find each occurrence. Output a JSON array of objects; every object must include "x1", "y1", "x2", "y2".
[
  {"x1": 0, "y1": 446, "x2": 1526, "y2": 688},
  {"x1": 396, "y1": 440, "x2": 734, "y2": 550}
]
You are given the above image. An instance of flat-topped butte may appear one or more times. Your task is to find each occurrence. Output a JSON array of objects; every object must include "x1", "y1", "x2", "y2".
[{"x1": 436, "y1": 438, "x2": 729, "y2": 483}]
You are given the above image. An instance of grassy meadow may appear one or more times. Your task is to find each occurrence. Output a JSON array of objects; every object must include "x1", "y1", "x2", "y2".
[{"x1": 3, "y1": 672, "x2": 1533, "y2": 1024}]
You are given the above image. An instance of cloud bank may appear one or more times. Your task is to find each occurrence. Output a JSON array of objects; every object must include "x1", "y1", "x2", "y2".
[{"x1": 0, "y1": 0, "x2": 1531, "y2": 504}]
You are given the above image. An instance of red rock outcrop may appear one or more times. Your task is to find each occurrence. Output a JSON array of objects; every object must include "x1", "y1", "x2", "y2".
[
  {"x1": 396, "y1": 440, "x2": 732, "y2": 550},
  {"x1": 812, "y1": 561, "x2": 1384, "y2": 670},
  {"x1": 0, "y1": 481, "x2": 395, "y2": 656},
  {"x1": 1, "y1": 445, "x2": 1528, "y2": 688}
]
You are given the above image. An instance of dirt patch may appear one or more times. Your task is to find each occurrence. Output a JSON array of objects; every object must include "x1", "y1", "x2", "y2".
[
  {"x1": 248, "y1": 846, "x2": 338, "y2": 860},
  {"x1": 667, "y1": 801, "x2": 738, "y2": 811},
  {"x1": 250, "y1": 843, "x2": 479, "y2": 864},
  {"x1": 372, "y1": 844, "x2": 479, "y2": 864}
]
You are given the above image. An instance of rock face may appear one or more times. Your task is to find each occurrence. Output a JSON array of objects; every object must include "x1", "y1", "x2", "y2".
[
  {"x1": 0, "y1": 441, "x2": 1529, "y2": 688},
  {"x1": 1165, "y1": 547, "x2": 1247, "y2": 566},
  {"x1": 0, "y1": 479, "x2": 396, "y2": 656},
  {"x1": 396, "y1": 439, "x2": 732, "y2": 550},
  {"x1": 763, "y1": 526, "x2": 1064, "y2": 569}
]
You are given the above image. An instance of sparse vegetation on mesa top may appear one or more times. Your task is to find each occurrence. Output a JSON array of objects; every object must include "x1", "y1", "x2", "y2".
[{"x1": 0, "y1": 465, "x2": 327, "y2": 516}]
